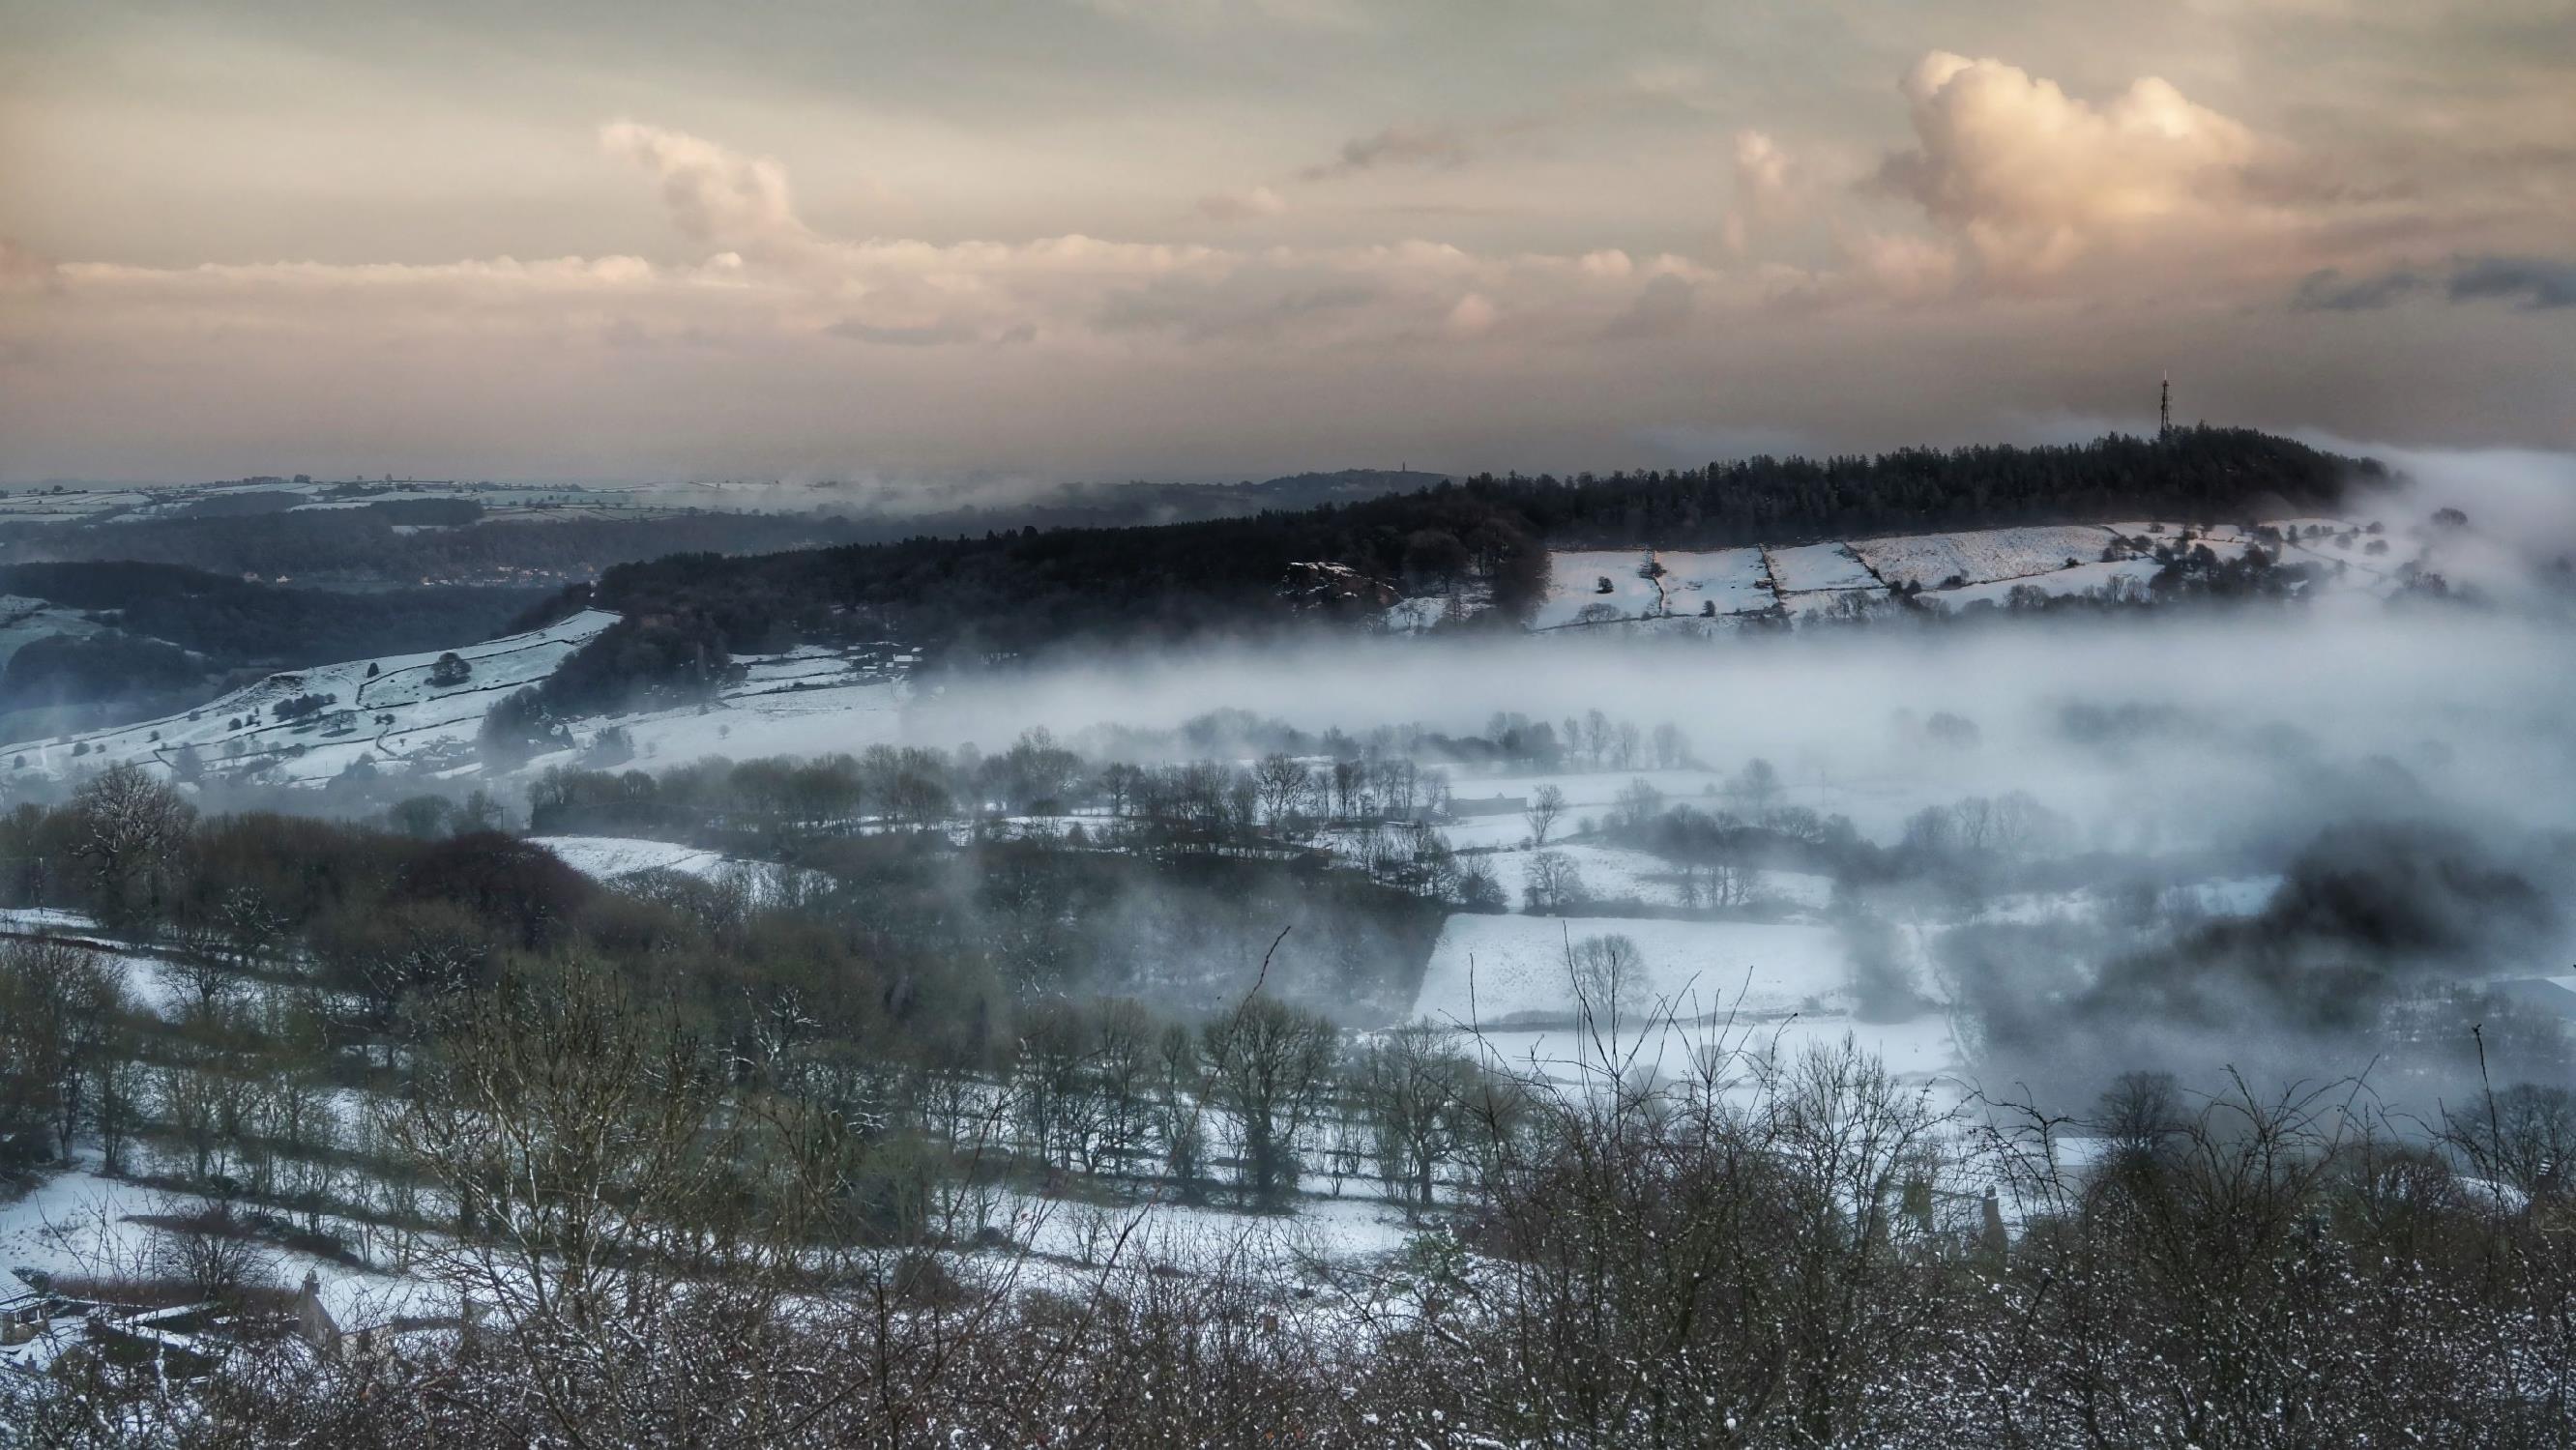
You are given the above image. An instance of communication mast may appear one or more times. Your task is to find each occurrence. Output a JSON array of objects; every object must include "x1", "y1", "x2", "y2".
[{"x1": 2159, "y1": 372, "x2": 2172, "y2": 440}]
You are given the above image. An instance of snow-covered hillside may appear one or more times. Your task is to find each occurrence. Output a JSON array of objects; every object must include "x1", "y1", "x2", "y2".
[
  {"x1": 1847, "y1": 524, "x2": 2121, "y2": 591},
  {"x1": 2, "y1": 610, "x2": 622, "y2": 787},
  {"x1": 1, "y1": 609, "x2": 921, "y2": 795},
  {"x1": 0, "y1": 594, "x2": 121, "y2": 674},
  {"x1": 0, "y1": 476, "x2": 686, "y2": 531},
  {"x1": 1524, "y1": 506, "x2": 2501, "y2": 630}
]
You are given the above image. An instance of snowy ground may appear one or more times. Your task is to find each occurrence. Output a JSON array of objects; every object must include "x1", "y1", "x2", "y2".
[
  {"x1": 1003, "y1": 1185, "x2": 1419, "y2": 1281},
  {"x1": 1654, "y1": 549, "x2": 1776, "y2": 617},
  {"x1": 528, "y1": 835, "x2": 741, "y2": 880},
  {"x1": 1517, "y1": 508, "x2": 2470, "y2": 632},
  {"x1": 528, "y1": 834, "x2": 814, "y2": 904},
  {"x1": 1764, "y1": 542, "x2": 1881, "y2": 594},
  {"x1": 1848, "y1": 525, "x2": 2122, "y2": 592},
  {"x1": 1533, "y1": 550, "x2": 1675, "y2": 627},
  {"x1": 599, "y1": 677, "x2": 908, "y2": 768},
  {"x1": 1462, "y1": 1012, "x2": 1963, "y2": 1094},
  {"x1": 1533, "y1": 549, "x2": 1773, "y2": 627},
  {"x1": 0, "y1": 1163, "x2": 450, "y2": 1329},
  {"x1": 0, "y1": 478, "x2": 682, "y2": 531},
  {"x1": 1929, "y1": 558, "x2": 2164, "y2": 609},
  {"x1": 0, "y1": 612, "x2": 914, "y2": 798},
  {"x1": 1410, "y1": 913, "x2": 1856, "y2": 1027},
  {"x1": 1, "y1": 610, "x2": 623, "y2": 787}
]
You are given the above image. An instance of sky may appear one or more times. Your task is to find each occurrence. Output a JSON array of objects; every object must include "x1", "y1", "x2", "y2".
[{"x1": 1, "y1": 0, "x2": 2571, "y2": 485}]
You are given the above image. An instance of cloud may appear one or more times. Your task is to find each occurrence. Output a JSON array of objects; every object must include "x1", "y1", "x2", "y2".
[
  {"x1": 1602, "y1": 274, "x2": 1694, "y2": 340},
  {"x1": 1079, "y1": 0, "x2": 1367, "y2": 30},
  {"x1": 1875, "y1": 52, "x2": 2265, "y2": 278},
  {"x1": 600, "y1": 121, "x2": 822, "y2": 263},
  {"x1": 2291, "y1": 265, "x2": 2429, "y2": 311},
  {"x1": 1625, "y1": 61, "x2": 1704, "y2": 99},
  {"x1": 1848, "y1": 232, "x2": 1961, "y2": 303},
  {"x1": 1093, "y1": 273, "x2": 1384, "y2": 342},
  {"x1": 1725, "y1": 130, "x2": 1792, "y2": 256},
  {"x1": 0, "y1": 240, "x2": 55, "y2": 292},
  {"x1": 1302, "y1": 125, "x2": 1473, "y2": 181},
  {"x1": 2287, "y1": 255, "x2": 2576, "y2": 311},
  {"x1": 1197, "y1": 186, "x2": 1289, "y2": 221},
  {"x1": 826, "y1": 317, "x2": 982, "y2": 346},
  {"x1": 2447, "y1": 254, "x2": 2576, "y2": 310},
  {"x1": 1444, "y1": 291, "x2": 1497, "y2": 337}
]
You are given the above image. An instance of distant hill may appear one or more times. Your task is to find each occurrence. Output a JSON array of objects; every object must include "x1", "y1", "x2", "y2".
[
  {"x1": 0, "y1": 562, "x2": 547, "y2": 738},
  {"x1": 1240, "y1": 469, "x2": 1453, "y2": 509},
  {"x1": 530, "y1": 427, "x2": 2366, "y2": 712},
  {"x1": 0, "y1": 470, "x2": 1451, "y2": 586}
]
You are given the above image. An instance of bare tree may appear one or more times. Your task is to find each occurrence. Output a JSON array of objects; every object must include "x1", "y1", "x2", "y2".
[
  {"x1": 386, "y1": 957, "x2": 751, "y2": 1335},
  {"x1": 149, "y1": 1195, "x2": 278, "y2": 1309},
  {"x1": 67, "y1": 762, "x2": 195, "y2": 931},
  {"x1": 1525, "y1": 784, "x2": 1567, "y2": 847},
  {"x1": 1252, "y1": 752, "x2": 1312, "y2": 833},
  {"x1": 1568, "y1": 934, "x2": 1646, "y2": 1042},
  {"x1": 1729, "y1": 756, "x2": 1782, "y2": 815},
  {"x1": 1355, "y1": 1024, "x2": 1481, "y2": 1215},
  {"x1": 0, "y1": 939, "x2": 129, "y2": 1165},
  {"x1": 1522, "y1": 851, "x2": 1587, "y2": 914},
  {"x1": 1200, "y1": 995, "x2": 1337, "y2": 1206}
]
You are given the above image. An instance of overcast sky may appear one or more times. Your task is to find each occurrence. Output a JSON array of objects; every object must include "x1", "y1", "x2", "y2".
[{"x1": 2, "y1": 0, "x2": 2571, "y2": 484}]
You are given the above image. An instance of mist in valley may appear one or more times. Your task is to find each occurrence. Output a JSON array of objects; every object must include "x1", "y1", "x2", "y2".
[{"x1": 864, "y1": 451, "x2": 2576, "y2": 1119}]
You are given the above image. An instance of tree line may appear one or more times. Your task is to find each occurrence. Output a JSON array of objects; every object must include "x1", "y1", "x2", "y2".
[{"x1": 530, "y1": 428, "x2": 2361, "y2": 712}]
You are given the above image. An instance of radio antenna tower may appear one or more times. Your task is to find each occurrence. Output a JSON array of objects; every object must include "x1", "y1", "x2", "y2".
[{"x1": 2159, "y1": 372, "x2": 2172, "y2": 440}]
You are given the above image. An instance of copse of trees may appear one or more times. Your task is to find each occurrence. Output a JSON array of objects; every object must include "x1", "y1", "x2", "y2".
[
  {"x1": 11, "y1": 995, "x2": 2575, "y2": 1445},
  {"x1": 1475, "y1": 425, "x2": 2361, "y2": 550},
  {"x1": 0, "y1": 762, "x2": 1507, "y2": 1267}
]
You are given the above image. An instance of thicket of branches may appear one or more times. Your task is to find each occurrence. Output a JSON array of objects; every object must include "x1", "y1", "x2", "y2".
[{"x1": 10, "y1": 1005, "x2": 2572, "y2": 1448}]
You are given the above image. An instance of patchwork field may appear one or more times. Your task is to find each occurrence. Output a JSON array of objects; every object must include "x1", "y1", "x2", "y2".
[
  {"x1": 1850, "y1": 525, "x2": 2122, "y2": 591},
  {"x1": 1763, "y1": 542, "x2": 1881, "y2": 594}
]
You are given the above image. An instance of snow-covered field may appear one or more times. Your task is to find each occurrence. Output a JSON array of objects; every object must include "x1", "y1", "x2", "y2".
[
  {"x1": 1517, "y1": 842, "x2": 1677, "y2": 906},
  {"x1": 0, "y1": 1164, "x2": 449, "y2": 1328},
  {"x1": 1410, "y1": 913, "x2": 1856, "y2": 1027},
  {"x1": 1764, "y1": 542, "x2": 1880, "y2": 594},
  {"x1": 1534, "y1": 550, "x2": 1677, "y2": 627},
  {"x1": 527, "y1": 834, "x2": 818, "y2": 905},
  {"x1": 1520, "y1": 509, "x2": 2456, "y2": 631},
  {"x1": 0, "y1": 610, "x2": 913, "y2": 795},
  {"x1": 1009, "y1": 1185, "x2": 1417, "y2": 1280},
  {"x1": 1930, "y1": 557, "x2": 2163, "y2": 608},
  {"x1": 0, "y1": 477, "x2": 688, "y2": 531},
  {"x1": 602, "y1": 678, "x2": 908, "y2": 768},
  {"x1": 1654, "y1": 549, "x2": 1775, "y2": 616},
  {"x1": 1408, "y1": 905, "x2": 1965, "y2": 1097},
  {"x1": 1535, "y1": 548, "x2": 1779, "y2": 628},
  {"x1": 1, "y1": 610, "x2": 623, "y2": 787},
  {"x1": 1849, "y1": 525, "x2": 2121, "y2": 591},
  {"x1": 1463, "y1": 1011, "x2": 1961, "y2": 1093},
  {"x1": 528, "y1": 835, "x2": 740, "y2": 881}
]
